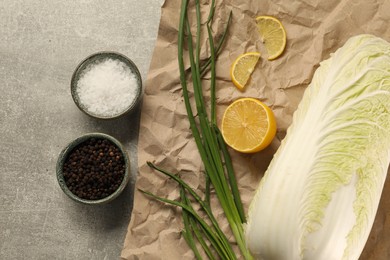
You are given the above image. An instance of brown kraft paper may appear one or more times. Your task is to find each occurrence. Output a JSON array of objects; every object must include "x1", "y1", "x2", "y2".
[{"x1": 121, "y1": 0, "x2": 390, "y2": 259}]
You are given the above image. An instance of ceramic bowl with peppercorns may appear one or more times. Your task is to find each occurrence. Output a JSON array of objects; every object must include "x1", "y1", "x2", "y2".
[{"x1": 56, "y1": 133, "x2": 130, "y2": 205}]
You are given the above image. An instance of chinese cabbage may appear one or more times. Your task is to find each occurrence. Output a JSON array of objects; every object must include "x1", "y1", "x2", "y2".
[{"x1": 245, "y1": 34, "x2": 390, "y2": 260}]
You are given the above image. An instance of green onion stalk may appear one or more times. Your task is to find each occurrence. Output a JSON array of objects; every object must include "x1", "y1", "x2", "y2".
[{"x1": 141, "y1": 0, "x2": 253, "y2": 259}]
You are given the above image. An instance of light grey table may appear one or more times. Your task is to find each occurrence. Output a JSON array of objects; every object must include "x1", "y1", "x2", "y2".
[{"x1": 0, "y1": 1, "x2": 163, "y2": 259}]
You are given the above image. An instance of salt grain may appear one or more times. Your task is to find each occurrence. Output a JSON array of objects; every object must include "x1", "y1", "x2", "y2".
[{"x1": 76, "y1": 58, "x2": 139, "y2": 117}]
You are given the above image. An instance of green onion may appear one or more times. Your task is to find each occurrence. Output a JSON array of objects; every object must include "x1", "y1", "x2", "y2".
[
  {"x1": 143, "y1": 1, "x2": 253, "y2": 259},
  {"x1": 181, "y1": 186, "x2": 203, "y2": 260}
]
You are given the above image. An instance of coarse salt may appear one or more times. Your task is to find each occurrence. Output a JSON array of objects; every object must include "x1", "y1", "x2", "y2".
[{"x1": 76, "y1": 58, "x2": 139, "y2": 117}]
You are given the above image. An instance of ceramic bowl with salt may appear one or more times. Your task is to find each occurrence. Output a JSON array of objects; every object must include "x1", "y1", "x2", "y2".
[{"x1": 71, "y1": 52, "x2": 142, "y2": 120}]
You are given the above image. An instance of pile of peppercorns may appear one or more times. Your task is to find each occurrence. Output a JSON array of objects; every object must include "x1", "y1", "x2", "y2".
[{"x1": 62, "y1": 138, "x2": 126, "y2": 200}]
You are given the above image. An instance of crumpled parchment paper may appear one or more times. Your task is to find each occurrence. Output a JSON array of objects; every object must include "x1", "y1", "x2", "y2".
[{"x1": 121, "y1": 0, "x2": 390, "y2": 259}]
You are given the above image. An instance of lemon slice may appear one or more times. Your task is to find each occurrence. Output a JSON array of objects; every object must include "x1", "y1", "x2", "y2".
[
  {"x1": 221, "y1": 98, "x2": 277, "y2": 153},
  {"x1": 256, "y1": 16, "x2": 287, "y2": 60},
  {"x1": 230, "y1": 52, "x2": 261, "y2": 90}
]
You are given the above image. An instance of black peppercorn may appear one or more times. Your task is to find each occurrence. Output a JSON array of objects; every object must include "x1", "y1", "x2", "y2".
[{"x1": 63, "y1": 138, "x2": 125, "y2": 200}]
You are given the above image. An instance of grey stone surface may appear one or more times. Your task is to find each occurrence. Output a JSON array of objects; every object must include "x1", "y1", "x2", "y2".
[{"x1": 0, "y1": 1, "x2": 163, "y2": 259}]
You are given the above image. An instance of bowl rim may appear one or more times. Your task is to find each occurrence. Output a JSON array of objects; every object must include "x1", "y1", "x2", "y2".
[
  {"x1": 56, "y1": 132, "x2": 131, "y2": 205},
  {"x1": 70, "y1": 51, "x2": 143, "y2": 120}
]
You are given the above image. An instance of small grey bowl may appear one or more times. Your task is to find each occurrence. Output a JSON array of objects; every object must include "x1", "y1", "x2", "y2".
[
  {"x1": 70, "y1": 51, "x2": 142, "y2": 120},
  {"x1": 56, "y1": 133, "x2": 130, "y2": 205}
]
